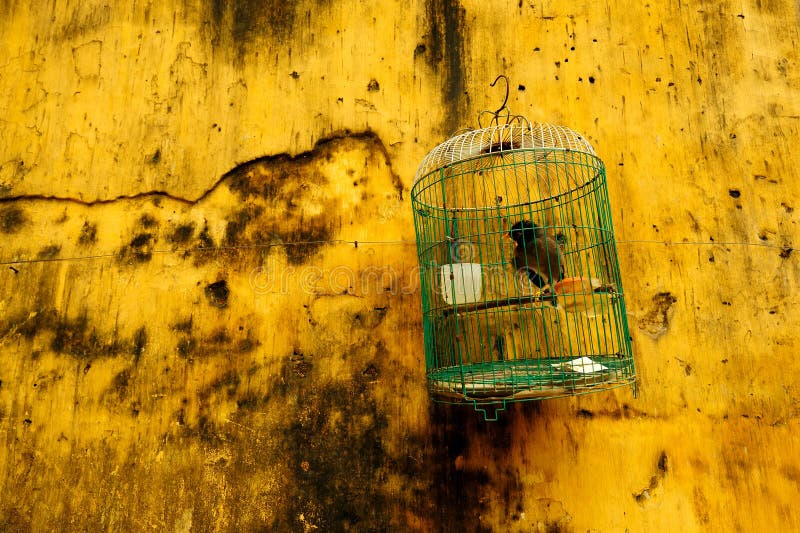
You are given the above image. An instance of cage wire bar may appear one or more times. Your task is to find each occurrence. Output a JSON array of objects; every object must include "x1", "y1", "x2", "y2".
[{"x1": 411, "y1": 120, "x2": 635, "y2": 420}]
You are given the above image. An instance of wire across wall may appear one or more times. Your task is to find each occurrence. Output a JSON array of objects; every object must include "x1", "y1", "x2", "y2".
[{"x1": 0, "y1": 237, "x2": 791, "y2": 267}]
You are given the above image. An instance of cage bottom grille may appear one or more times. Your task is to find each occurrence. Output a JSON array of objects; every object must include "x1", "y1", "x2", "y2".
[{"x1": 428, "y1": 357, "x2": 634, "y2": 402}]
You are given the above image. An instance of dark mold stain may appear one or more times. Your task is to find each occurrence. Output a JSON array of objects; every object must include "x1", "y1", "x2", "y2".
[
  {"x1": 131, "y1": 326, "x2": 147, "y2": 363},
  {"x1": 205, "y1": 280, "x2": 230, "y2": 308},
  {"x1": 211, "y1": 0, "x2": 224, "y2": 29},
  {"x1": 414, "y1": 43, "x2": 427, "y2": 57},
  {"x1": 191, "y1": 414, "x2": 219, "y2": 444},
  {"x1": 36, "y1": 245, "x2": 61, "y2": 260},
  {"x1": 198, "y1": 223, "x2": 214, "y2": 249},
  {"x1": 0, "y1": 206, "x2": 27, "y2": 233},
  {"x1": 367, "y1": 79, "x2": 380, "y2": 92},
  {"x1": 201, "y1": 370, "x2": 241, "y2": 402},
  {"x1": 262, "y1": 357, "x2": 391, "y2": 532},
  {"x1": 169, "y1": 222, "x2": 195, "y2": 244},
  {"x1": 658, "y1": 451, "x2": 669, "y2": 474},
  {"x1": 78, "y1": 220, "x2": 97, "y2": 245},
  {"x1": 638, "y1": 292, "x2": 678, "y2": 338},
  {"x1": 235, "y1": 394, "x2": 260, "y2": 410},
  {"x1": 177, "y1": 326, "x2": 407, "y2": 530},
  {"x1": 208, "y1": 327, "x2": 232, "y2": 345},
  {"x1": 139, "y1": 213, "x2": 158, "y2": 228},
  {"x1": 693, "y1": 487, "x2": 710, "y2": 525},
  {"x1": 687, "y1": 210, "x2": 700, "y2": 232},
  {"x1": 172, "y1": 323, "x2": 255, "y2": 361},
  {"x1": 0, "y1": 312, "x2": 45, "y2": 340},
  {"x1": 226, "y1": 130, "x2": 403, "y2": 205},
  {"x1": 193, "y1": 222, "x2": 216, "y2": 265},
  {"x1": 780, "y1": 246, "x2": 793, "y2": 259},
  {"x1": 424, "y1": 404, "x2": 527, "y2": 531},
  {"x1": 150, "y1": 149, "x2": 161, "y2": 164},
  {"x1": 634, "y1": 451, "x2": 669, "y2": 505},
  {"x1": 362, "y1": 363, "x2": 379, "y2": 381},
  {"x1": 289, "y1": 350, "x2": 313, "y2": 378},
  {"x1": 51, "y1": 4, "x2": 111, "y2": 42},
  {"x1": 425, "y1": 0, "x2": 468, "y2": 134},
  {"x1": 283, "y1": 224, "x2": 332, "y2": 265},
  {"x1": 51, "y1": 314, "x2": 98, "y2": 358},
  {"x1": 171, "y1": 317, "x2": 193, "y2": 333},
  {"x1": 177, "y1": 337, "x2": 198, "y2": 358},
  {"x1": 728, "y1": 188, "x2": 741, "y2": 198},
  {"x1": 237, "y1": 337, "x2": 257, "y2": 353},
  {"x1": 112, "y1": 368, "x2": 130, "y2": 398},
  {"x1": 224, "y1": 205, "x2": 264, "y2": 245},
  {"x1": 212, "y1": 0, "x2": 296, "y2": 59},
  {"x1": 0, "y1": 310, "x2": 126, "y2": 360},
  {"x1": 120, "y1": 233, "x2": 155, "y2": 263},
  {"x1": 781, "y1": 464, "x2": 800, "y2": 486}
]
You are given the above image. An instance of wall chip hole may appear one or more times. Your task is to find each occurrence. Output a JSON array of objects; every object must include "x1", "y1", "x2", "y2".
[{"x1": 205, "y1": 280, "x2": 230, "y2": 308}]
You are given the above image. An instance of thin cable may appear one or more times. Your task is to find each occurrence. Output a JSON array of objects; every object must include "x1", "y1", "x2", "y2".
[
  {"x1": 0, "y1": 240, "x2": 418, "y2": 266},
  {"x1": 0, "y1": 237, "x2": 792, "y2": 267},
  {"x1": 616, "y1": 239, "x2": 791, "y2": 250}
]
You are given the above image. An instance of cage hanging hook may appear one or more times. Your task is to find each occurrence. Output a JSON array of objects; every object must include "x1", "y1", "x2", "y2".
[
  {"x1": 478, "y1": 75, "x2": 525, "y2": 128},
  {"x1": 490, "y1": 75, "x2": 510, "y2": 115}
]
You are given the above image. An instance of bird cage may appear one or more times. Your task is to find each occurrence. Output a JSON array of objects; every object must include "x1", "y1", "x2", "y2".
[{"x1": 411, "y1": 81, "x2": 636, "y2": 420}]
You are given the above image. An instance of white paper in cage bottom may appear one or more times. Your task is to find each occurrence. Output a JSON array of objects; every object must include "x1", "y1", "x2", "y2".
[{"x1": 552, "y1": 356, "x2": 608, "y2": 374}]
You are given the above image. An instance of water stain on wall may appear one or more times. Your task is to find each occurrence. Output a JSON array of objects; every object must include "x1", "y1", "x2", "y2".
[
  {"x1": 638, "y1": 292, "x2": 678, "y2": 339},
  {"x1": 424, "y1": 0, "x2": 469, "y2": 134}
]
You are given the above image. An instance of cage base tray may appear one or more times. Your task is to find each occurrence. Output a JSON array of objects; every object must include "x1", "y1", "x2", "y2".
[{"x1": 428, "y1": 358, "x2": 633, "y2": 402}]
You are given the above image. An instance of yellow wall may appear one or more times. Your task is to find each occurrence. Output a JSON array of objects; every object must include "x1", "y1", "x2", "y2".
[{"x1": 1, "y1": 1, "x2": 799, "y2": 531}]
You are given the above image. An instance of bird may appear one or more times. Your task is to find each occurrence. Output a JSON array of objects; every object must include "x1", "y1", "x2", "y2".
[
  {"x1": 508, "y1": 220, "x2": 564, "y2": 294},
  {"x1": 553, "y1": 277, "x2": 618, "y2": 317}
]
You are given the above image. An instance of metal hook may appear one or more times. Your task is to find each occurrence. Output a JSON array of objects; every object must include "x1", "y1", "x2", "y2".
[
  {"x1": 490, "y1": 75, "x2": 510, "y2": 115},
  {"x1": 478, "y1": 75, "x2": 528, "y2": 129}
]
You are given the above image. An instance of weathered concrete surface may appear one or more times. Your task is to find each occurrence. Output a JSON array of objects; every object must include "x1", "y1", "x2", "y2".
[{"x1": 1, "y1": 1, "x2": 799, "y2": 531}]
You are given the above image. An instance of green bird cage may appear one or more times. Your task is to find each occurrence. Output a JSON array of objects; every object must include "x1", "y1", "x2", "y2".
[{"x1": 411, "y1": 102, "x2": 636, "y2": 420}]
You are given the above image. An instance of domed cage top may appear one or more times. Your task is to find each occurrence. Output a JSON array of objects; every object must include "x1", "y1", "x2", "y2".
[{"x1": 411, "y1": 120, "x2": 636, "y2": 420}]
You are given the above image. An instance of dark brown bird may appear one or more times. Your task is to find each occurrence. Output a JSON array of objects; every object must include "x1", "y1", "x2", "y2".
[{"x1": 508, "y1": 220, "x2": 564, "y2": 289}]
